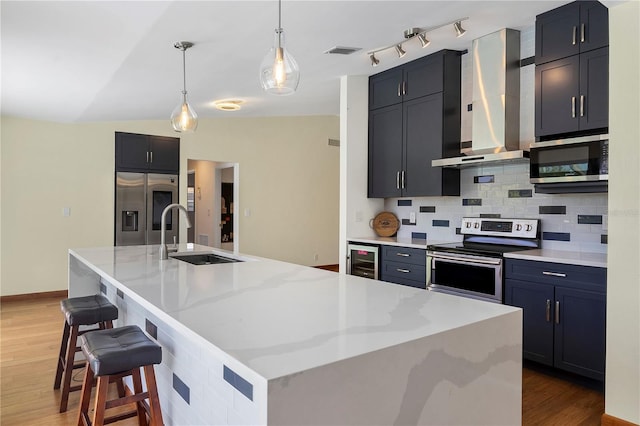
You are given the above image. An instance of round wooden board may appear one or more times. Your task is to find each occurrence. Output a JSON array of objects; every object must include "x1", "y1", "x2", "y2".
[{"x1": 371, "y1": 212, "x2": 400, "y2": 237}]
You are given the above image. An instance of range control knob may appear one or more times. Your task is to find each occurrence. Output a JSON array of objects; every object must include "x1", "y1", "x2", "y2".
[
  {"x1": 525, "y1": 224, "x2": 533, "y2": 232},
  {"x1": 474, "y1": 222, "x2": 480, "y2": 229},
  {"x1": 515, "y1": 224, "x2": 523, "y2": 231},
  {"x1": 465, "y1": 221, "x2": 472, "y2": 228}
]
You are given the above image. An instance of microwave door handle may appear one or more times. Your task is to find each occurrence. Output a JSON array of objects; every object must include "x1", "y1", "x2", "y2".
[{"x1": 428, "y1": 253, "x2": 501, "y2": 266}]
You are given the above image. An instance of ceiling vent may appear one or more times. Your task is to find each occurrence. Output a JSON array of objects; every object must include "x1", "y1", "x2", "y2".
[{"x1": 324, "y1": 46, "x2": 362, "y2": 55}]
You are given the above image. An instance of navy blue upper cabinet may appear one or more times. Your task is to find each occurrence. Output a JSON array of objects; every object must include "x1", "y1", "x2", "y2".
[
  {"x1": 368, "y1": 50, "x2": 461, "y2": 198},
  {"x1": 116, "y1": 132, "x2": 180, "y2": 174},
  {"x1": 369, "y1": 54, "x2": 444, "y2": 110},
  {"x1": 535, "y1": 0, "x2": 609, "y2": 65},
  {"x1": 534, "y1": 1, "x2": 609, "y2": 139}
]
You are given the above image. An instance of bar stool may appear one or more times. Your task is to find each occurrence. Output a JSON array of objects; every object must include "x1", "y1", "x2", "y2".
[
  {"x1": 77, "y1": 325, "x2": 163, "y2": 426},
  {"x1": 54, "y1": 294, "x2": 119, "y2": 413}
]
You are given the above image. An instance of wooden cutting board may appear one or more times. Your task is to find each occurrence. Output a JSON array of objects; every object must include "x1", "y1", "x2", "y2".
[{"x1": 371, "y1": 212, "x2": 400, "y2": 237}]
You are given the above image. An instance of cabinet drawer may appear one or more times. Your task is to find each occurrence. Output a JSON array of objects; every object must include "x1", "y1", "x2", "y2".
[
  {"x1": 381, "y1": 274, "x2": 426, "y2": 289},
  {"x1": 380, "y1": 260, "x2": 426, "y2": 283},
  {"x1": 505, "y1": 259, "x2": 606, "y2": 291},
  {"x1": 381, "y1": 245, "x2": 426, "y2": 266}
]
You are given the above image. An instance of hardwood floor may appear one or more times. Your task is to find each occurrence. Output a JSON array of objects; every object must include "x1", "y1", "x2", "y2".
[{"x1": 1, "y1": 295, "x2": 604, "y2": 425}]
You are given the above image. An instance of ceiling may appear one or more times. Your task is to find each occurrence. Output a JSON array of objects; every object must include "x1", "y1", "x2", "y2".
[{"x1": 1, "y1": 1, "x2": 613, "y2": 123}]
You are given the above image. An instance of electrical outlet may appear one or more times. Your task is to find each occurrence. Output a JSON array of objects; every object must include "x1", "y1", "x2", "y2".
[{"x1": 409, "y1": 212, "x2": 416, "y2": 224}]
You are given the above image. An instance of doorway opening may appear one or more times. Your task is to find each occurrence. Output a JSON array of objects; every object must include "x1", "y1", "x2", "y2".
[{"x1": 186, "y1": 159, "x2": 239, "y2": 253}]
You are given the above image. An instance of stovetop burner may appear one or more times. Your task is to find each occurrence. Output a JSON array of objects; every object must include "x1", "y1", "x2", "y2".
[{"x1": 427, "y1": 217, "x2": 541, "y2": 257}]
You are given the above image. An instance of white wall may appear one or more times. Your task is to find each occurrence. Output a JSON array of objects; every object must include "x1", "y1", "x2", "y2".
[
  {"x1": 0, "y1": 115, "x2": 339, "y2": 296},
  {"x1": 339, "y1": 75, "x2": 384, "y2": 272},
  {"x1": 606, "y1": 1, "x2": 640, "y2": 423}
]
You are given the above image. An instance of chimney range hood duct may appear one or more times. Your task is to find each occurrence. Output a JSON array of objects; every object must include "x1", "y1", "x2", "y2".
[{"x1": 433, "y1": 28, "x2": 526, "y2": 168}]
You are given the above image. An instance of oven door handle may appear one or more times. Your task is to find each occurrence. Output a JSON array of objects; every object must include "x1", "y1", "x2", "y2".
[{"x1": 428, "y1": 252, "x2": 502, "y2": 266}]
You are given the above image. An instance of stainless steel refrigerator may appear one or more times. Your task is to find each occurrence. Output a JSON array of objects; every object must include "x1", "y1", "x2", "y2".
[{"x1": 115, "y1": 172, "x2": 179, "y2": 246}]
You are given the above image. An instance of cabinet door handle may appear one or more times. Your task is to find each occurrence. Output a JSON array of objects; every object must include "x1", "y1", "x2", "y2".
[
  {"x1": 150, "y1": 151, "x2": 153, "y2": 163},
  {"x1": 401, "y1": 170, "x2": 406, "y2": 189},
  {"x1": 555, "y1": 301, "x2": 560, "y2": 324},
  {"x1": 402, "y1": 81, "x2": 407, "y2": 95},
  {"x1": 546, "y1": 299, "x2": 551, "y2": 322},
  {"x1": 580, "y1": 95, "x2": 585, "y2": 117},
  {"x1": 146, "y1": 151, "x2": 150, "y2": 163},
  {"x1": 397, "y1": 82, "x2": 402, "y2": 97},
  {"x1": 571, "y1": 97, "x2": 576, "y2": 118},
  {"x1": 396, "y1": 171, "x2": 400, "y2": 190},
  {"x1": 396, "y1": 253, "x2": 410, "y2": 257},
  {"x1": 581, "y1": 23, "x2": 585, "y2": 43},
  {"x1": 543, "y1": 271, "x2": 567, "y2": 278},
  {"x1": 396, "y1": 268, "x2": 411, "y2": 273},
  {"x1": 572, "y1": 26, "x2": 577, "y2": 45}
]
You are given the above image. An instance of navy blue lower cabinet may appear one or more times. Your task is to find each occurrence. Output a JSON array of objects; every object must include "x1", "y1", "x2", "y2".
[
  {"x1": 504, "y1": 259, "x2": 606, "y2": 381},
  {"x1": 505, "y1": 279, "x2": 554, "y2": 366},
  {"x1": 554, "y1": 286, "x2": 606, "y2": 380},
  {"x1": 379, "y1": 245, "x2": 427, "y2": 289}
]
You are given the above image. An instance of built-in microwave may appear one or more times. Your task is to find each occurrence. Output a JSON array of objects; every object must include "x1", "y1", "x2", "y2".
[{"x1": 530, "y1": 134, "x2": 608, "y2": 184}]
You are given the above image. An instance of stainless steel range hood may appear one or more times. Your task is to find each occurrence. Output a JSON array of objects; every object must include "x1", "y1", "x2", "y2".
[{"x1": 433, "y1": 29, "x2": 525, "y2": 168}]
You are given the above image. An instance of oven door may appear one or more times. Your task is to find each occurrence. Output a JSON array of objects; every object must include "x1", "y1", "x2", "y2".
[{"x1": 427, "y1": 251, "x2": 503, "y2": 303}]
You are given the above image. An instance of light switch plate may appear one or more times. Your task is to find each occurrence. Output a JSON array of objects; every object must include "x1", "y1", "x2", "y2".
[{"x1": 409, "y1": 212, "x2": 416, "y2": 224}]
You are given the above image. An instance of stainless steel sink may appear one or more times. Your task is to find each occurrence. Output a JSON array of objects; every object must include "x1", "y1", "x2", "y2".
[{"x1": 170, "y1": 253, "x2": 242, "y2": 265}]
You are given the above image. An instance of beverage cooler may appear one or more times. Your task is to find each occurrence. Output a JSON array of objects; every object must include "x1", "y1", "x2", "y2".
[{"x1": 346, "y1": 243, "x2": 379, "y2": 280}]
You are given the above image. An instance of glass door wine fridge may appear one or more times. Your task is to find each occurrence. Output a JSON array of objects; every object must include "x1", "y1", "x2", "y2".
[{"x1": 346, "y1": 243, "x2": 379, "y2": 280}]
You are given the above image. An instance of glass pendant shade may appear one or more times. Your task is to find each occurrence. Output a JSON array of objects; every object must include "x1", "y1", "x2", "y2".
[
  {"x1": 259, "y1": 29, "x2": 299, "y2": 95},
  {"x1": 171, "y1": 92, "x2": 198, "y2": 132}
]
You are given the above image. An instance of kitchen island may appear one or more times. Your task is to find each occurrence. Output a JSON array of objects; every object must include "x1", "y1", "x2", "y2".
[{"x1": 69, "y1": 244, "x2": 522, "y2": 425}]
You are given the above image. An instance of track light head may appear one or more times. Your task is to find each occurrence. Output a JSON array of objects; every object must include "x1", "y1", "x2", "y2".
[
  {"x1": 417, "y1": 33, "x2": 431, "y2": 48},
  {"x1": 395, "y1": 44, "x2": 406, "y2": 58},
  {"x1": 454, "y1": 21, "x2": 466, "y2": 37},
  {"x1": 369, "y1": 53, "x2": 380, "y2": 67}
]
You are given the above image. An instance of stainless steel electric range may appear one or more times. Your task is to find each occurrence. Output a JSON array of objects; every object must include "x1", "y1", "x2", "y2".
[{"x1": 427, "y1": 217, "x2": 541, "y2": 303}]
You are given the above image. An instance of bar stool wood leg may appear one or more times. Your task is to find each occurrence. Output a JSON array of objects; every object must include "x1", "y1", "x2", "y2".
[
  {"x1": 144, "y1": 365, "x2": 163, "y2": 426},
  {"x1": 77, "y1": 364, "x2": 95, "y2": 426},
  {"x1": 54, "y1": 320, "x2": 71, "y2": 389},
  {"x1": 131, "y1": 368, "x2": 148, "y2": 426},
  {"x1": 59, "y1": 323, "x2": 80, "y2": 413}
]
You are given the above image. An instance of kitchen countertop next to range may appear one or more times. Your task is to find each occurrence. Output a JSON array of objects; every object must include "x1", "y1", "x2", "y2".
[
  {"x1": 504, "y1": 249, "x2": 607, "y2": 268},
  {"x1": 348, "y1": 236, "x2": 456, "y2": 249}
]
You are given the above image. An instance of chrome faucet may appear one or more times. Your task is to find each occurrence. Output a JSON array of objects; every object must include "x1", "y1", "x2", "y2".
[{"x1": 159, "y1": 203, "x2": 192, "y2": 260}]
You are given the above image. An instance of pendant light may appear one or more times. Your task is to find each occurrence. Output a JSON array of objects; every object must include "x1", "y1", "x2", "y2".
[
  {"x1": 259, "y1": 0, "x2": 300, "y2": 95},
  {"x1": 171, "y1": 41, "x2": 198, "y2": 133}
]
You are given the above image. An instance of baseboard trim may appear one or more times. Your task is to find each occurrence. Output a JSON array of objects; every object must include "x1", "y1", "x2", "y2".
[
  {"x1": 0, "y1": 290, "x2": 68, "y2": 303},
  {"x1": 602, "y1": 413, "x2": 639, "y2": 426}
]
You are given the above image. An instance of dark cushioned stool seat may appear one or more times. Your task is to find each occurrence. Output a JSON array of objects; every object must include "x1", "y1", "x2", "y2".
[
  {"x1": 61, "y1": 295, "x2": 118, "y2": 326},
  {"x1": 80, "y1": 325, "x2": 162, "y2": 376}
]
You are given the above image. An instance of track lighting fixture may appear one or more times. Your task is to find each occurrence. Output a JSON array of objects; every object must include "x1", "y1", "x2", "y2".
[
  {"x1": 259, "y1": 0, "x2": 300, "y2": 95},
  {"x1": 417, "y1": 33, "x2": 431, "y2": 48},
  {"x1": 170, "y1": 41, "x2": 198, "y2": 133},
  {"x1": 366, "y1": 17, "x2": 467, "y2": 66},
  {"x1": 454, "y1": 21, "x2": 466, "y2": 38}
]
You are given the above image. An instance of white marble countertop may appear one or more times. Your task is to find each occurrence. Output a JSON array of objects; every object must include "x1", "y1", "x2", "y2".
[
  {"x1": 70, "y1": 244, "x2": 520, "y2": 381},
  {"x1": 504, "y1": 249, "x2": 607, "y2": 268},
  {"x1": 348, "y1": 236, "x2": 457, "y2": 249}
]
